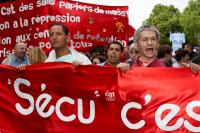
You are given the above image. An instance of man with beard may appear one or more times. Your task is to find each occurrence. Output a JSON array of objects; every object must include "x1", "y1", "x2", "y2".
[
  {"x1": 100, "y1": 41, "x2": 130, "y2": 71},
  {"x1": 132, "y1": 25, "x2": 165, "y2": 67}
]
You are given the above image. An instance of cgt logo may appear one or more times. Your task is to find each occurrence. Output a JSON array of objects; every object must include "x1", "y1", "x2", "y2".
[{"x1": 105, "y1": 90, "x2": 115, "y2": 101}]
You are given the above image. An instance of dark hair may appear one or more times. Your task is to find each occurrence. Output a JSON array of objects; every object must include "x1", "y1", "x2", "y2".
[
  {"x1": 174, "y1": 49, "x2": 189, "y2": 61},
  {"x1": 49, "y1": 23, "x2": 69, "y2": 35},
  {"x1": 191, "y1": 55, "x2": 200, "y2": 65},
  {"x1": 108, "y1": 41, "x2": 123, "y2": 52},
  {"x1": 157, "y1": 45, "x2": 172, "y2": 58},
  {"x1": 183, "y1": 42, "x2": 193, "y2": 50},
  {"x1": 128, "y1": 40, "x2": 134, "y2": 46}
]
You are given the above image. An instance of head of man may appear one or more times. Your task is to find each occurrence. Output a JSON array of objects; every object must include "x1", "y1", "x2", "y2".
[
  {"x1": 183, "y1": 42, "x2": 193, "y2": 52},
  {"x1": 107, "y1": 41, "x2": 123, "y2": 66},
  {"x1": 49, "y1": 24, "x2": 70, "y2": 50},
  {"x1": 175, "y1": 49, "x2": 189, "y2": 64},
  {"x1": 14, "y1": 42, "x2": 27, "y2": 59},
  {"x1": 134, "y1": 25, "x2": 160, "y2": 61},
  {"x1": 157, "y1": 45, "x2": 172, "y2": 61}
]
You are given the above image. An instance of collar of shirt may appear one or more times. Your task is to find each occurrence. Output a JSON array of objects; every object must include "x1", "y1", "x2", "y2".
[
  {"x1": 55, "y1": 54, "x2": 73, "y2": 63},
  {"x1": 133, "y1": 58, "x2": 165, "y2": 67},
  {"x1": 10, "y1": 55, "x2": 29, "y2": 66},
  {"x1": 103, "y1": 61, "x2": 120, "y2": 67}
]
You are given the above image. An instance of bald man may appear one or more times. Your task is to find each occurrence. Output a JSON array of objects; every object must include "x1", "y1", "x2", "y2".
[{"x1": 2, "y1": 42, "x2": 30, "y2": 66}]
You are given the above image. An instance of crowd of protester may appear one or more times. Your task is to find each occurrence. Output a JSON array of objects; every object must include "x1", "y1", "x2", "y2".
[{"x1": 1, "y1": 24, "x2": 200, "y2": 72}]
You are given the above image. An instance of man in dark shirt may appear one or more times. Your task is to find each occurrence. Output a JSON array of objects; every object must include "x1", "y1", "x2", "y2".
[
  {"x1": 100, "y1": 41, "x2": 130, "y2": 71},
  {"x1": 183, "y1": 42, "x2": 198, "y2": 60},
  {"x1": 101, "y1": 41, "x2": 123, "y2": 67}
]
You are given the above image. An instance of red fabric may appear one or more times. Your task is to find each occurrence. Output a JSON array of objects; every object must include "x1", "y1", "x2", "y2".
[
  {"x1": 0, "y1": 0, "x2": 128, "y2": 61},
  {"x1": 0, "y1": 63, "x2": 199, "y2": 133},
  {"x1": 128, "y1": 24, "x2": 135, "y2": 39}
]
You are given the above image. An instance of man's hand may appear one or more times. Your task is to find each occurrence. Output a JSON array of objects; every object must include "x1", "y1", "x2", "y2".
[
  {"x1": 190, "y1": 63, "x2": 200, "y2": 73},
  {"x1": 117, "y1": 63, "x2": 130, "y2": 72},
  {"x1": 73, "y1": 61, "x2": 82, "y2": 67},
  {"x1": 16, "y1": 64, "x2": 26, "y2": 70}
]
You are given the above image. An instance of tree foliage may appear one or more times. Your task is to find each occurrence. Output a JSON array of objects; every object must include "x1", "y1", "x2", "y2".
[
  {"x1": 180, "y1": 0, "x2": 200, "y2": 44},
  {"x1": 144, "y1": 4, "x2": 182, "y2": 45},
  {"x1": 144, "y1": 0, "x2": 200, "y2": 45}
]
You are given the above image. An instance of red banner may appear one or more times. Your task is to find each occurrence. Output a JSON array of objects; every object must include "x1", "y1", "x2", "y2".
[
  {"x1": 0, "y1": 63, "x2": 199, "y2": 133},
  {"x1": 0, "y1": 0, "x2": 129, "y2": 62}
]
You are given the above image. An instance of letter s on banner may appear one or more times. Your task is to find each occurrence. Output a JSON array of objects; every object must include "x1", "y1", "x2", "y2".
[
  {"x1": 184, "y1": 101, "x2": 200, "y2": 132},
  {"x1": 155, "y1": 104, "x2": 184, "y2": 131},
  {"x1": 121, "y1": 102, "x2": 145, "y2": 129},
  {"x1": 14, "y1": 78, "x2": 34, "y2": 115}
]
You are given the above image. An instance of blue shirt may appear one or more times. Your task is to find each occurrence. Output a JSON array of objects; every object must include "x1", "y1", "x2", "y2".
[{"x1": 10, "y1": 55, "x2": 29, "y2": 67}]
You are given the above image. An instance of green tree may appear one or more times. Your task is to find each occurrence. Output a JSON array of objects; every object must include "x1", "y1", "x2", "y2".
[
  {"x1": 180, "y1": 0, "x2": 200, "y2": 44},
  {"x1": 143, "y1": 4, "x2": 182, "y2": 45}
]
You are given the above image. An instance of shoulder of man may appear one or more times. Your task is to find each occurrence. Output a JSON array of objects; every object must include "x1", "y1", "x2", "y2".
[
  {"x1": 45, "y1": 50, "x2": 56, "y2": 62},
  {"x1": 69, "y1": 48, "x2": 92, "y2": 65},
  {"x1": 2, "y1": 54, "x2": 13, "y2": 65},
  {"x1": 152, "y1": 59, "x2": 166, "y2": 67}
]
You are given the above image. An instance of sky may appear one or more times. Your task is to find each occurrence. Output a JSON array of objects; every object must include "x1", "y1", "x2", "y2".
[{"x1": 74, "y1": 0, "x2": 189, "y2": 29}]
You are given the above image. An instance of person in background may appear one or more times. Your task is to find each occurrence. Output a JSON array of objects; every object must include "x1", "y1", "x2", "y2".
[
  {"x1": 190, "y1": 50, "x2": 200, "y2": 73},
  {"x1": 2, "y1": 42, "x2": 29, "y2": 66},
  {"x1": 46, "y1": 23, "x2": 91, "y2": 65},
  {"x1": 190, "y1": 63, "x2": 200, "y2": 73},
  {"x1": 191, "y1": 55, "x2": 200, "y2": 65},
  {"x1": 100, "y1": 41, "x2": 130, "y2": 72},
  {"x1": 132, "y1": 25, "x2": 165, "y2": 67},
  {"x1": 101, "y1": 41, "x2": 122, "y2": 67},
  {"x1": 172, "y1": 49, "x2": 190, "y2": 68},
  {"x1": 157, "y1": 45, "x2": 173, "y2": 67},
  {"x1": 127, "y1": 42, "x2": 140, "y2": 66},
  {"x1": 91, "y1": 53, "x2": 101, "y2": 65},
  {"x1": 28, "y1": 46, "x2": 47, "y2": 64},
  {"x1": 183, "y1": 42, "x2": 198, "y2": 60},
  {"x1": 92, "y1": 57, "x2": 101, "y2": 65},
  {"x1": 123, "y1": 40, "x2": 134, "y2": 62},
  {"x1": 16, "y1": 46, "x2": 47, "y2": 70}
]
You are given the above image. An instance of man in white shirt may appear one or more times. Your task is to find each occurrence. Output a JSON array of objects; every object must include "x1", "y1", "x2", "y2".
[{"x1": 46, "y1": 23, "x2": 91, "y2": 65}]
